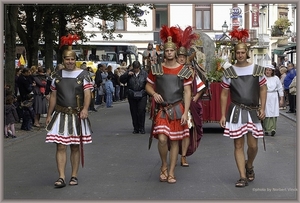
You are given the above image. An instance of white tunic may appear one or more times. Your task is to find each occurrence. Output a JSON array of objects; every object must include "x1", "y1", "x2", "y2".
[
  {"x1": 265, "y1": 76, "x2": 284, "y2": 117},
  {"x1": 45, "y1": 70, "x2": 93, "y2": 145},
  {"x1": 221, "y1": 64, "x2": 267, "y2": 139}
]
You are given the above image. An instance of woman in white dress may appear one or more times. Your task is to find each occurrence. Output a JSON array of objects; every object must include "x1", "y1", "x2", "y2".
[{"x1": 262, "y1": 64, "x2": 284, "y2": 136}]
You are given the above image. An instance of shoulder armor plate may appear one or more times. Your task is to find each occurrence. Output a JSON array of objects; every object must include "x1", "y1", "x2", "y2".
[
  {"x1": 223, "y1": 66, "x2": 238, "y2": 79},
  {"x1": 52, "y1": 70, "x2": 63, "y2": 83},
  {"x1": 178, "y1": 65, "x2": 193, "y2": 79},
  {"x1": 253, "y1": 64, "x2": 265, "y2": 76},
  {"x1": 151, "y1": 64, "x2": 164, "y2": 75},
  {"x1": 77, "y1": 70, "x2": 91, "y2": 84}
]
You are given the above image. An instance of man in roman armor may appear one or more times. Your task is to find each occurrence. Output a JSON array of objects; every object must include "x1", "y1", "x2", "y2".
[
  {"x1": 142, "y1": 42, "x2": 157, "y2": 70},
  {"x1": 219, "y1": 28, "x2": 267, "y2": 187},
  {"x1": 145, "y1": 25, "x2": 192, "y2": 184},
  {"x1": 45, "y1": 34, "x2": 93, "y2": 188},
  {"x1": 176, "y1": 26, "x2": 206, "y2": 167}
]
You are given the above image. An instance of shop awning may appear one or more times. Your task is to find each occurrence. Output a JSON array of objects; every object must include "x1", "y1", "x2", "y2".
[{"x1": 273, "y1": 43, "x2": 296, "y2": 55}]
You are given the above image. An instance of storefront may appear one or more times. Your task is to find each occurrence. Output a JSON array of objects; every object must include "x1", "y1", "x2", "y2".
[{"x1": 272, "y1": 43, "x2": 297, "y2": 64}]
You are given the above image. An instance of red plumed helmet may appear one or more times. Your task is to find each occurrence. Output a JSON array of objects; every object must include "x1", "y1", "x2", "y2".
[
  {"x1": 59, "y1": 34, "x2": 80, "y2": 49},
  {"x1": 160, "y1": 25, "x2": 172, "y2": 43},
  {"x1": 160, "y1": 25, "x2": 181, "y2": 50},
  {"x1": 229, "y1": 28, "x2": 249, "y2": 43},
  {"x1": 179, "y1": 26, "x2": 198, "y2": 49},
  {"x1": 60, "y1": 34, "x2": 80, "y2": 58},
  {"x1": 176, "y1": 25, "x2": 198, "y2": 56}
]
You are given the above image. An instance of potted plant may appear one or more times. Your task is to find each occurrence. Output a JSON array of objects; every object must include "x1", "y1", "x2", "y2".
[{"x1": 274, "y1": 18, "x2": 292, "y2": 33}]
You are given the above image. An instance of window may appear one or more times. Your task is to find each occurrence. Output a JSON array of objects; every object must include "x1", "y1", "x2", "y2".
[
  {"x1": 106, "y1": 21, "x2": 115, "y2": 30},
  {"x1": 115, "y1": 18, "x2": 125, "y2": 30},
  {"x1": 106, "y1": 17, "x2": 125, "y2": 31},
  {"x1": 154, "y1": 4, "x2": 168, "y2": 30},
  {"x1": 195, "y1": 4, "x2": 211, "y2": 30},
  {"x1": 279, "y1": 12, "x2": 288, "y2": 18}
]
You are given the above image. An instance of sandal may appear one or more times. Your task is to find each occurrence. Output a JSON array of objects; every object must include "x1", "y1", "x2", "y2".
[
  {"x1": 54, "y1": 178, "x2": 66, "y2": 188},
  {"x1": 235, "y1": 178, "x2": 248, "y2": 187},
  {"x1": 69, "y1": 177, "x2": 78, "y2": 186},
  {"x1": 159, "y1": 167, "x2": 168, "y2": 182},
  {"x1": 167, "y1": 175, "x2": 176, "y2": 184},
  {"x1": 245, "y1": 161, "x2": 255, "y2": 182},
  {"x1": 181, "y1": 156, "x2": 189, "y2": 167}
]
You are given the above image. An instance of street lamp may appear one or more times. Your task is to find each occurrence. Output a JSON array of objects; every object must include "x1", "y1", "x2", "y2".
[
  {"x1": 222, "y1": 21, "x2": 228, "y2": 33},
  {"x1": 216, "y1": 21, "x2": 234, "y2": 64}
]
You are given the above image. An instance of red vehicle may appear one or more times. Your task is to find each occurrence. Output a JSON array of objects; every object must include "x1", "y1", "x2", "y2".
[{"x1": 202, "y1": 82, "x2": 231, "y2": 123}]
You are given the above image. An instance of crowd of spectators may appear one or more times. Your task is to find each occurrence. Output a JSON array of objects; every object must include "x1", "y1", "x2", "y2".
[
  {"x1": 4, "y1": 64, "x2": 53, "y2": 138},
  {"x1": 92, "y1": 62, "x2": 129, "y2": 109}
]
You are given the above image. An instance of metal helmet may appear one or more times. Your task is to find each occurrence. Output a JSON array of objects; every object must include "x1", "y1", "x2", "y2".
[{"x1": 177, "y1": 46, "x2": 188, "y2": 56}]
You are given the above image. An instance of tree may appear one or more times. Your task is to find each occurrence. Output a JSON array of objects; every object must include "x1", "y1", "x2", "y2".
[
  {"x1": 17, "y1": 5, "x2": 45, "y2": 68},
  {"x1": 54, "y1": 4, "x2": 154, "y2": 64},
  {"x1": 4, "y1": 4, "x2": 153, "y2": 93},
  {"x1": 20, "y1": 4, "x2": 153, "y2": 68},
  {"x1": 4, "y1": 5, "x2": 18, "y2": 91}
]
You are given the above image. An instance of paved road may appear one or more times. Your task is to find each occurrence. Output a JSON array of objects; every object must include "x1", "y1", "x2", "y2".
[{"x1": 3, "y1": 101, "x2": 297, "y2": 202}]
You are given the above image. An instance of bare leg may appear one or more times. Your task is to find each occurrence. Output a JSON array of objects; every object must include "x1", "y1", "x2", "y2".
[
  {"x1": 157, "y1": 134, "x2": 168, "y2": 169},
  {"x1": 233, "y1": 136, "x2": 246, "y2": 179},
  {"x1": 70, "y1": 144, "x2": 80, "y2": 178},
  {"x1": 10, "y1": 123, "x2": 16, "y2": 136},
  {"x1": 169, "y1": 140, "x2": 179, "y2": 179},
  {"x1": 55, "y1": 143, "x2": 67, "y2": 184},
  {"x1": 181, "y1": 137, "x2": 189, "y2": 166},
  {"x1": 246, "y1": 132, "x2": 258, "y2": 168},
  {"x1": 158, "y1": 134, "x2": 168, "y2": 181},
  {"x1": 181, "y1": 137, "x2": 189, "y2": 156},
  {"x1": 34, "y1": 114, "x2": 40, "y2": 126}
]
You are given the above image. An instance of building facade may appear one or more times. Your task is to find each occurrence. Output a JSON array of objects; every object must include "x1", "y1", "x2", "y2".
[{"x1": 83, "y1": 3, "x2": 297, "y2": 66}]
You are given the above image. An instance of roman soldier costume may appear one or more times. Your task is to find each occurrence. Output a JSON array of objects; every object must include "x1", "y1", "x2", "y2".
[
  {"x1": 46, "y1": 34, "x2": 93, "y2": 145},
  {"x1": 176, "y1": 26, "x2": 206, "y2": 156},
  {"x1": 221, "y1": 29, "x2": 267, "y2": 139},
  {"x1": 147, "y1": 25, "x2": 193, "y2": 142}
]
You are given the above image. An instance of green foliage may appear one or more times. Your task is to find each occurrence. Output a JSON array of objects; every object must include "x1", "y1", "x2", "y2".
[
  {"x1": 271, "y1": 25, "x2": 284, "y2": 37},
  {"x1": 3, "y1": 3, "x2": 154, "y2": 85},
  {"x1": 274, "y1": 18, "x2": 292, "y2": 31},
  {"x1": 207, "y1": 57, "x2": 225, "y2": 82},
  {"x1": 207, "y1": 70, "x2": 223, "y2": 82}
]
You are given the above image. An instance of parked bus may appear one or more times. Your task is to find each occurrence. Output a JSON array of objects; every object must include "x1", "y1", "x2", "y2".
[
  {"x1": 73, "y1": 42, "x2": 138, "y2": 64},
  {"x1": 73, "y1": 42, "x2": 139, "y2": 72},
  {"x1": 15, "y1": 42, "x2": 138, "y2": 70}
]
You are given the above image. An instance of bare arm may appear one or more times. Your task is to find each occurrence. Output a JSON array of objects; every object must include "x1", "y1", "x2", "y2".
[
  {"x1": 258, "y1": 84, "x2": 267, "y2": 120},
  {"x1": 80, "y1": 89, "x2": 91, "y2": 119},
  {"x1": 145, "y1": 82, "x2": 154, "y2": 96},
  {"x1": 192, "y1": 89, "x2": 205, "y2": 102},
  {"x1": 181, "y1": 84, "x2": 191, "y2": 125},
  {"x1": 183, "y1": 84, "x2": 192, "y2": 115},
  {"x1": 146, "y1": 82, "x2": 164, "y2": 103},
  {"x1": 219, "y1": 88, "x2": 229, "y2": 128},
  {"x1": 46, "y1": 91, "x2": 57, "y2": 125}
]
